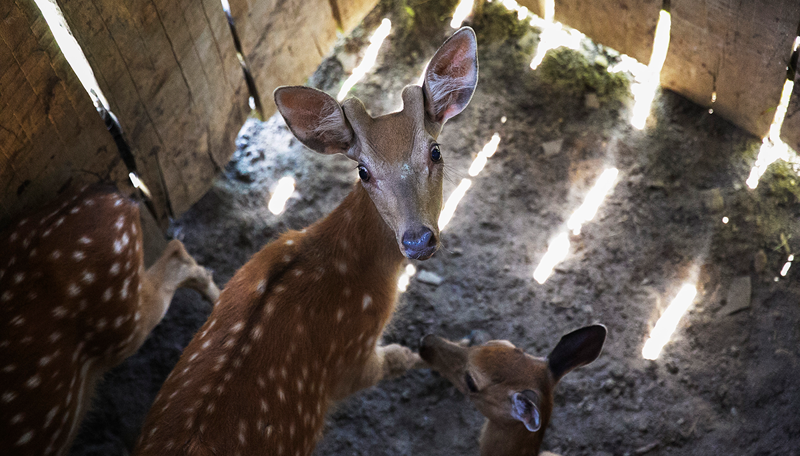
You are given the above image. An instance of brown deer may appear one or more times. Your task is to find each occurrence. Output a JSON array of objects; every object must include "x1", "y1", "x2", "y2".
[
  {"x1": 0, "y1": 186, "x2": 219, "y2": 456},
  {"x1": 419, "y1": 325, "x2": 607, "y2": 456},
  {"x1": 133, "y1": 27, "x2": 479, "y2": 456}
]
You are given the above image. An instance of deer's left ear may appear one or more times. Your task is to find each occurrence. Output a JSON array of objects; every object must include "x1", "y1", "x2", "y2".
[
  {"x1": 423, "y1": 27, "x2": 478, "y2": 126},
  {"x1": 510, "y1": 390, "x2": 541, "y2": 432},
  {"x1": 547, "y1": 325, "x2": 607, "y2": 383}
]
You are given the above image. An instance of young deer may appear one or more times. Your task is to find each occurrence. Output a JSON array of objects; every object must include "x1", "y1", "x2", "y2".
[
  {"x1": 420, "y1": 325, "x2": 607, "y2": 456},
  {"x1": 0, "y1": 186, "x2": 219, "y2": 456},
  {"x1": 133, "y1": 28, "x2": 478, "y2": 456}
]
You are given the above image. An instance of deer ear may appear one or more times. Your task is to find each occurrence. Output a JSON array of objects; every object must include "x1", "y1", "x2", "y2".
[
  {"x1": 274, "y1": 86, "x2": 354, "y2": 155},
  {"x1": 547, "y1": 325, "x2": 607, "y2": 383},
  {"x1": 423, "y1": 27, "x2": 478, "y2": 126},
  {"x1": 510, "y1": 390, "x2": 541, "y2": 432}
]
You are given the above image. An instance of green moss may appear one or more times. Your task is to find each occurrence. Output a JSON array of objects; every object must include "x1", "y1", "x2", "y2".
[
  {"x1": 471, "y1": 0, "x2": 528, "y2": 44},
  {"x1": 537, "y1": 47, "x2": 629, "y2": 102},
  {"x1": 760, "y1": 160, "x2": 800, "y2": 205}
]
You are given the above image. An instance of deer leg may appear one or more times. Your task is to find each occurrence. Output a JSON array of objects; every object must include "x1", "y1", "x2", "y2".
[{"x1": 331, "y1": 344, "x2": 424, "y2": 401}]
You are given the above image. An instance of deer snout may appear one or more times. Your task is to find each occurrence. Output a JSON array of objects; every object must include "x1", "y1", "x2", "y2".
[
  {"x1": 401, "y1": 226, "x2": 438, "y2": 260},
  {"x1": 418, "y1": 334, "x2": 440, "y2": 364}
]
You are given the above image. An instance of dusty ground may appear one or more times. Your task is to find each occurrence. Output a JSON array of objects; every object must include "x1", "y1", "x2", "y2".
[{"x1": 73, "y1": 1, "x2": 800, "y2": 455}]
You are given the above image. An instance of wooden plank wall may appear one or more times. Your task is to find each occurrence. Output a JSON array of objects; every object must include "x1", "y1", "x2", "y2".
[
  {"x1": 228, "y1": 0, "x2": 379, "y2": 120},
  {"x1": 661, "y1": 0, "x2": 800, "y2": 138},
  {"x1": 781, "y1": 66, "x2": 800, "y2": 152},
  {"x1": 0, "y1": 0, "x2": 130, "y2": 229},
  {"x1": 56, "y1": 0, "x2": 250, "y2": 223}
]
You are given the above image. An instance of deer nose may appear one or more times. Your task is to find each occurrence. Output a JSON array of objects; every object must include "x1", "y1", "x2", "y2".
[
  {"x1": 419, "y1": 334, "x2": 438, "y2": 363},
  {"x1": 402, "y1": 227, "x2": 438, "y2": 260}
]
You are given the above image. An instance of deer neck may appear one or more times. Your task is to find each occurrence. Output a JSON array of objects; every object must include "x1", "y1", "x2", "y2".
[
  {"x1": 480, "y1": 419, "x2": 545, "y2": 456},
  {"x1": 307, "y1": 182, "x2": 405, "y2": 280}
]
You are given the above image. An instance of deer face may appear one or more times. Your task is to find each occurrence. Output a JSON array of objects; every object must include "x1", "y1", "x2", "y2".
[{"x1": 274, "y1": 27, "x2": 478, "y2": 260}]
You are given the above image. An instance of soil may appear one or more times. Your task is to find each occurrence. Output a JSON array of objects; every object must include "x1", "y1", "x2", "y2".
[{"x1": 72, "y1": 1, "x2": 800, "y2": 455}]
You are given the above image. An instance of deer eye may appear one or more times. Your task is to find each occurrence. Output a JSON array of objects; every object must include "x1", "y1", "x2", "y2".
[
  {"x1": 430, "y1": 144, "x2": 442, "y2": 162},
  {"x1": 464, "y1": 372, "x2": 478, "y2": 393},
  {"x1": 358, "y1": 165, "x2": 370, "y2": 182}
]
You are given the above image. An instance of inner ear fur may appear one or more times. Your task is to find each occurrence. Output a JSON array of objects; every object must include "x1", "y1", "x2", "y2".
[
  {"x1": 274, "y1": 86, "x2": 354, "y2": 155},
  {"x1": 423, "y1": 27, "x2": 479, "y2": 125}
]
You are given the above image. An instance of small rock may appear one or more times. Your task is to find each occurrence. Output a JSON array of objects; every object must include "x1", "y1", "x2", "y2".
[
  {"x1": 541, "y1": 138, "x2": 564, "y2": 157},
  {"x1": 725, "y1": 276, "x2": 751, "y2": 315},
  {"x1": 416, "y1": 270, "x2": 444, "y2": 286},
  {"x1": 585, "y1": 93, "x2": 600, "y2": 109}
]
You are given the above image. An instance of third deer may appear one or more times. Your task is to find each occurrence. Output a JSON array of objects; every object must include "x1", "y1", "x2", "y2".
[
  {"x1": 420, "y1": 325, "x2": 607, "y2": 456},
  {"x1": 134, "y1": 28, "x2": 479, "y2": 456}
]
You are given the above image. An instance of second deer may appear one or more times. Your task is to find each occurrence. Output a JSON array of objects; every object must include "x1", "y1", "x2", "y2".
[
  {"x1": 134, "y1": 28, "x2": 479, "y2": 456},
  {"x1": 420, "y1": 325, "x2": 607, "y2": 456}
]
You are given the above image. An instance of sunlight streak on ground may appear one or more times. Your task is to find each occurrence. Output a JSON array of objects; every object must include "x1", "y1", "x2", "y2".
[
  {"x1": 438, "y1": 179, "x2": 472, "y2": 230},
  {"x1": 337, "y1": 19, "x2": 392, "y2": 101},
  {"x1": 34, "y1": 0, "x2": 109, "y2": 110},
  {"x1": 268, "y1": 176, "x2": 295, "y2": 215},
  {"x1": 780, "y1": 255, "x2": 794, "y2": 277},
  {"x1": 450, "y1": 0, "x2": 474, "y2": 29},
  {"x1": 533, "y1": 232, "x2": 570, "y2": 284},
  {"x1": 746, "y1": 79, "x2": 798, "y2": 189},
  {"x1": 397, "y1": 264, "x2": 417, "y2": 292},
  {"x1": 468, "y1": 133, "x2": 501, "y2": 176},
  {"x1": 567, "y1": 168, "x2": 619, "y2": 235},
  {"x1": 642, "y1": 284, "x2": 698, "y2": 360}
]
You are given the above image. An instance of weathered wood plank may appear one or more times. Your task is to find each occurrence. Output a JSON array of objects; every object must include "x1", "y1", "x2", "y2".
[
  {"x1": 662, "y1": 0, "x2": 800, "y2": 138},
  {"x1": 57, "y1": 0, "x2": 249, "y2": 220},
  {"x1": 549, "y1": 0, "x2": 661, "y2": 65},
  {"x1": 781, "y1": 70, "x2": 800, "y2": 152},
  {"x1": 0, "y1": 0, "x2": 129, "y2": 230},
  {"x1": 229, "y1": 0, "x2": 378, "y2": 119}
]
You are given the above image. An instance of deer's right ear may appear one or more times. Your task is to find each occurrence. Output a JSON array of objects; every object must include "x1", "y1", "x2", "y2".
[
  {"x1": 423, "y1": 27, "x2": 478, "y2": 126},
  {"x1": 274, "y1": 86, "x2": 354, "y2": 155},
  {"x1": 547, "y1": 325, "x2": 607, "y2": 383}
]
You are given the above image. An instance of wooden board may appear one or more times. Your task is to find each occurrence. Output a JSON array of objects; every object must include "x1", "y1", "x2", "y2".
[
  {"x1": 0, "y1": 0, "x2": 130, "y2": 230},
  {"x1": 57, "y1": 0, "x2": 250, "y2": 221},
  {"x1": 551, "y1": 0, "x2": 661, "y2": 65},
  {"x1": 514, "y1": 0, "x2": 544, "y2": 19},
  {"x1": 781, "y1": 70, "x2": 800, "y2": 152},
  {"x1": 661, "y1": 0, "x2": 800, "y2": 138},
  {"x1": 229, "y1": 0, "x2": 378, "y2": 120}
]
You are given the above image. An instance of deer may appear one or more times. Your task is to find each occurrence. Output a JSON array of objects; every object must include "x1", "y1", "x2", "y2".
[
  {"x1": 0, "y1": 185, "x2": 220, "y2": 456},
  {"x1": 132, "y1": 27, "x2": 478, "y2": 456},
  {"x1": 419, "y1": 325, "x2": 607, "y2": 456}
]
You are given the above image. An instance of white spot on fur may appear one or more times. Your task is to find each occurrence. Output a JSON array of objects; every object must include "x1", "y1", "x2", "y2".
[
  {"x1": 102, "y1": 288, "x2": 112, "y2": 302},
  {"x1": 72, "y1": 251, "x2": 85, "y2": 261},
  {"x1": 110, "y1": 263, "x2": 120, "y2": 275},
  {"x1": 67, "y1": 283, "x2": 81, "y2": 297},
  {"x1": 24, "y1": 375, "x2": 41, "y2": 389},
  {"x1": 80, "y1": 271, "x2": 95, "y2": 284},
  {"x1": 362, "y1": 294, "x2": 372, "y2": 310},
  {"x1": 78, "y1": 236, "x2": 92, "y2": 245},
  {"x1": 15, "y1": 430, "x2": 34, "y2": 446},
  {"x1": 336, "y1": 261, "x2": 347, "y2": 274}
]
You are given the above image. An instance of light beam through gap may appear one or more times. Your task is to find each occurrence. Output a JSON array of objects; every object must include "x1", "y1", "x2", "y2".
[
  {"x1": 642, "y1": 284, "x2": 698, "y2": 360},
  {"x1": 450, "y1": 0, "x2": 474, "y2": 29},
  {"x1": 746, "y1": 78, "x2": 798, "y2": 189},
  {"x1": 397, "y1": 264, "x2": 417, "y2": 292},
  {"x1": 438, "y1": 179, "x2": 472, "y2": 231},
  {"x1": 780, "y1": 254, "x2": 794, "y2": 277},
  {"x1": 528, "y1": 0, "x2": 584, "y2": 70},
  {"x1": 337, "y1": 19, "x2": 392, "y2": 101},
  {"x1": 268, "y1": 176, "x2": 296, "y2": 215},
  {"x1": 468, "y1": 133, "x2": 501, "y2": 176},
  {"x1": 533, "y1": 167, "x2": 620, "y2": 284}
]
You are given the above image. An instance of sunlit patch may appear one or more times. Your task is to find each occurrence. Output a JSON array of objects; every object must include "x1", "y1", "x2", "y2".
[
  {"x1": 533, "y1": 167, "x2": 619, "y2": 283},
  {"x1": 722, "y1": 216, "x2": 729, "y2": 224},
  {"x1": 533, "y1": 232, "x2": 569, "y2": 284},
  {"x1": 528, "y1": 6, "x2": 584, "y2": 70},
  {"x1": 608, "y1": 10, "x2": 670, "y2": 130},
  {"x1": 450, "y1": 0, "x2": 474, "y2": 29},
  {"x1": 642, "y1": 284, "x2": 697, "y2": 360},
  {"x1": 566, "y1": 168, "x2": 619, "y2": 235},
  {"x1": 746, "y1": 79, "x2": 799, "y2": 189},
  {"x1": 780, "y1": 254, "x2": 794, "y2": 277},
  {"x1": 34, "y1": 0, "x2": 109, "y2": 109},
  {"x1": 128, "y1": 172, "x2": 153, "y2": 199},
  {"x1": 438, "y1": 179, "x2": 472, "y2": 231},
  {"x1": 268, "y1": 177, "x2": 295, "y2": 215},
  {"x1": 337, "y1": 19, "x2": 392, "y2": 101},
  {"x1": 468, "y1": 133, "x2": 501, "y2": 176},
  {"x1": 397, "y1": 264, "x2": 417, "y2": 292}
]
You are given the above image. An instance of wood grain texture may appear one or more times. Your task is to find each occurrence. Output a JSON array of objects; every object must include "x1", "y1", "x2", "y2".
[
  {"x1": 0, "y1": 0, "x2": 129, "y2": 230},
  {"x1": 780, "y1": 70, "x2": 800, "y2": 153},
  {"x1": 552, "y1": 0, "x2": 661, "y2": 64},
  {"x1": 662, "y1": 0, "x2": 800, "y2": 138},
  {"x1": 229, "y1": 0, "x2": 376, "y2": 120},
  {"x1": 57, "y1": 0, "x2": 249, "y2": 221}
]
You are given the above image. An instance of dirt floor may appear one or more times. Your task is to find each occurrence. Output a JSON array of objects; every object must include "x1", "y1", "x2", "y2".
[{"x1": 72, "y1": 1, "x2": 800, "y2": 455}]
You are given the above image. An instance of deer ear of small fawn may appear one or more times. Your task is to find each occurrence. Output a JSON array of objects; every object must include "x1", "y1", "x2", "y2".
[
  {"x1": 546, "y1": 325, "x2": 607, "y2": 383},
  {"x1": 423, "y1": 27, "x2": 478, "y2": 128},
  {"x1": 274, "y1": 86, "x2": 354, "y2": 156},
  {"x1": 510, "y1": 390, "x2": 542, "y2": 432}
]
